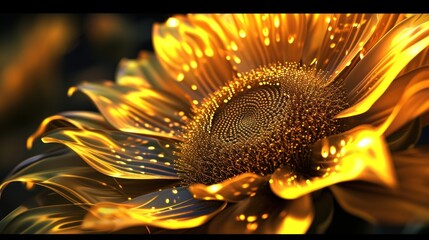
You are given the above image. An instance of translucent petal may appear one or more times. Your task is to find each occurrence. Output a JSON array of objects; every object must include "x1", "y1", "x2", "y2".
[
  {"x1": 337, "y1": 14, "x2": 429, "y2": 118},
  {"x1": 69, "y1": 81, "x2": 189, "y2": 139},
  {"x1": 344, "y1": 66, "x2": 429, "y2": 130},
  {"x1": 207, "y1": 14, "x2": 308, "y2": 73},
  {"x1": 270, "y1": 125, "x2": 396, "y2": 200},
  {"x1": 189, "y1": 173, "x2": 268, "y2": 202},
  {"x1": 27, "y1": 111, "x2": 113, "y2": 149},
  {"x1": 41, "y1": 129, "x2": 180, "y2": 180},
  {"x1": 0, "y1": 149, "x2": 177, "y2": 205},
  {"x1": 401, "y1": 46, "x2": 429, "y2": 75},
  {"x1": 0, "y1": 204, "x2": 93, "y2": 234},
  {"x1": 306, "y1": 14, "x2": 379, "y2": 82},
  {"x1": 153, "y1": 14, "x2": 235, "y2": 102},
  {"x1": 331, "y1": 14, "x2": 406, "y2": 86},
  {"x1": 376, "y1": 76, "x2": 429, "y2": 137},
  {"x1": 116, "y1": 51, "x2": 190, "y2": 102},
  {"x1": 385, "y1": 118, "x2": 422, "y2": 152},
  {"x1": 82, "y1": 187, "x2": 226, "y2": 231},
  {"x1": 362, "y1": 14, "x2": 406, "y2": 52},
  {"x1": 207, "y1": 182, "x2": 313, "y2": 234},
  {"x1": 331, "y1": 146, "x2": 429, "y2": 225}
]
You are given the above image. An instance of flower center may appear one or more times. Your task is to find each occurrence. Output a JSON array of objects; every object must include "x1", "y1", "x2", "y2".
[{"x1": 175, "y1": 62, "x2": 347, "y2": 186}]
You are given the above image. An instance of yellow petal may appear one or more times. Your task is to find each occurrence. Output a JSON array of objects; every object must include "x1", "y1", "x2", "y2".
[
  {"x1": 208, "y1": 14, "x2": 308, "y2": 73},
  {"x1": 189, "y1": 173, "x2": 268, "y2": 202},
  {"x1": 338, "y1": 14, "x2": 429, "y2": 118},
  {"x1": 42, "y1": 129, "x2": 179, "y2": 180},
  {"x1": 82, "y1": 187, "x2": 226, "y2": 231},
  {"x1": 0, "y1": 204, "x2": 94, "y2": 234},
  {"x1": 306, "y1": 14, "x2": 379, "y2": 83},
  {"x1": 0, "y1": 149, "x2": 176, "y2": 205},
  {"x1": 376, "y1": 76, "x2": 429, "y2": 136},
  {"x1": 401, "y1": 46, "x2": 429, "y2": 75},
  {"x1": 153, "y1": 14, "x2": 235, "y2": 102},
  {"x1": 116, "y1": 51, "x2": 190, "y2": 102},
  {"x1": 344, "y1": 66, "x2": 429, "y2": 130},
  {"x1": 331, "y1": 146, "x2": 429, "y2": 225},
  {"x1": 270, "y1": 125, "x2": 396, "y2": 200},
  {"x1": 27, "y1": 111, "x2": 113, "y2": 149},
  {"x1": 207, "y1": 182, "x2": 313, "y2": 234},
  {"x1": 70, "y1": 81, "x2": 189, "y2": 140},
  {"x1": 332, "y1": 14, "x2": 407, "y2": 87}
]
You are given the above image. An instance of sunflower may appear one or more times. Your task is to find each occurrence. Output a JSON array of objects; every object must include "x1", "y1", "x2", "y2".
[{"x1": 1, "y1": 14, "x2": 429, "y2": 234}]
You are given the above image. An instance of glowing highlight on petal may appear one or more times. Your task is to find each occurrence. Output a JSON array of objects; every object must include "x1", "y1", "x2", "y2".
[
  {"x1": 377, "y1": 78, "x2": 429, "y2": 136},
  {"x1": 27, "y1": 111, "x2": 112, "y2": 149},
  {"x1": 331, "y1": 146, "x2": 429, "y2": 225},
  {"x1": 207, "y1": 182, "x2": 314, "y2": 234},
  {"x1": 82, "y1": 187, "x2": 226, "y2": 231},
  {"x1": 116, "y1": 52, "x2": 188, "y2": 100},
  {"x1": 153, "y1": 14, "x2": 235, "y2": 101},
  {"x1": 270, "y1": 125, "x2": 396, "y2": 200},
  {"x1": 41, "y1": 129, "x2": 179, "y2": 180},
  {"x1": 0, "y1": 204, "x2": 93, "y2": 234},
  {"x1": 189, "y1": 173, "x2": 268, "y2": 202},
  {"x1": 338, "y1": 14, "x2": 429, "y2": 118},
  {"x1": 71, "y1": 82, "x2": 189, "y2": 140}
]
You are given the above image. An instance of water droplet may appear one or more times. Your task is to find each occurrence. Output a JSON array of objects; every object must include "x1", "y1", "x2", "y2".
[
  {"x1": 330, "y1": 146, "x2": 337, "y2": 155},
  {"x1": 176, "y1": 73, "x2": 184, "y2": 82}
]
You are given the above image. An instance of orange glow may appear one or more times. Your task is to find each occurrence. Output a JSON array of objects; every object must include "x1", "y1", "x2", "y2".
[
  {"x1": 189, "y1": 173, "x2": 268, "y2": 202},
  {"x1": 41, "y1": 129, "x2": 179, "y2": 180},
  {"x1": 1, "y1": 14, "x2": 428, "y2": 234},
  {"x1": 337, "y1": 15, "x2": 429, "y2": 118},
  {"x1": 270, "y1": 125, "x2": 397, "y2": 200}
]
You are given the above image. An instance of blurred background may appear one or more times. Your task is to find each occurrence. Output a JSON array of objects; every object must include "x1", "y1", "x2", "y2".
[{"x1": 0, "y1": 14, "x2": 172, "y2": 181}]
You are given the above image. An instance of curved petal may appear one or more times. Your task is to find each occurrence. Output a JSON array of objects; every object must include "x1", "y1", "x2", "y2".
[
  {"x1": 361, "y1": 14, "x2": 406, "y2": 52},
  {"x1": 207, "y1": 14, "x2": 308, "y2": 73},
  {"x1": 69, "y1": 81, "x2": 190, "y2": 139},
  {"x1": 27, "y1": 111, "x2": 113, "y2": 149},
  {"x1": 307, "y1": 14, "x2": 379, "y2": 82},
  {"x1": 376, "y1": 77, "x2": 429, "y2": 137},
  {"x1": 0, "y1": 204, "x2": 93, "y2": 234},
  {"x1": 330, "y1": 14, "x2": 407, "y2": 86},
  {"x1": 153, "y1": 14, "x2": 235, "y2": 103},
  {"x1": 189, "y1": 173, "x2": 268, "y2": 202},
  {"x1": 208, "y1": 182, "x2": 313, "y2": 234},
  {"x1": 344, "y1": 66, "x2": 429, "y2": 129},
  {"x1": 194, "y1": 14, "x2": 377, "y2": 84},
  {"x1": 270, "y1": 125, "x2": 396, "y2": 200},
  {"x1": 81, "y1": 187, "x2": 226, "y2": 231},
  {"x1": 331, "y1": 146, "x2": 429, "y2": 225},
  {"x1": 116, "y1": 51, "x2": 190, "y2": 102},
  {"x1": 337, "y1": 14, "x2": 429, "y2": 118},
  {"x1": 401, "y1": 46, "x2": 429, "y2": 75},
  {"x1": 385, "y1": 118, "x2": 422, "y2": 152},
  {"x1": 0, "y1": 149, "x2": 177, "y2": 205},
  {"x1": 41, "y1": 129, "x2": 179, "y2": 180}
]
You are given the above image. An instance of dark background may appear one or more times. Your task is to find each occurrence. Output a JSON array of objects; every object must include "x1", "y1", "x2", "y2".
[
  {"x1": 0, "y1": 14, "x2": 172, "y2": 181},
  {"x1": 0, "y1": 14, "x2": 173, "y2": 225}
]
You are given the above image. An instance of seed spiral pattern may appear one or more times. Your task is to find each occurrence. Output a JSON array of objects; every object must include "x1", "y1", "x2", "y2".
[
  {"x1": 211, "y1": 85, "x2": 286, "y2": 144},
  {"x1": 175, "y1": 62, "x2": 347, "y2": 186}
]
